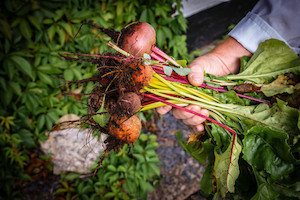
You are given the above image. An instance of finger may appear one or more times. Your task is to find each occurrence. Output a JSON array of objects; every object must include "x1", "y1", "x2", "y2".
[
  {"x1": 181, "y1": 109, "x2": 210, "y2": 125},
  {"x1": 172, "y1": 105, "x2": 201, "y2": 120},
  {"x1": 156, "y1": 105, "x2": 172, "y2": 115},
  {"x1": 193, "y1": 124, "x2": 205, "y2": 132}
]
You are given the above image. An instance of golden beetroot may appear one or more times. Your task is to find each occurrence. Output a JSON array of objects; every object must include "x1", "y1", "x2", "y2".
[
  {"x1": 129, "y1": 63, "x2": 153, "y2": 89},
  {"x1": 108, "y1": 114, "x2": 141, "y2": 144}
]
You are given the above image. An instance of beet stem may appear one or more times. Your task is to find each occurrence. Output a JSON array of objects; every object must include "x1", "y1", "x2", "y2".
[
  {"x1": 151, "y1": 52, "x2": 166, "y2": 62},
  {"x1": 142, "y1": 93, "x2": 236, "y2": 134},
  {"x1": 151, "y1": 46, "x2": 181, "y2": 67},
  {"x1": 151, "y1": 66, "x2": 270, "y2": 104}
]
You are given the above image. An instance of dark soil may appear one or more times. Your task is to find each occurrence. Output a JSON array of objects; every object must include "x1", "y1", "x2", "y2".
[{"x1": 148, "y1": 112, "x2": 206, "y2": 200}]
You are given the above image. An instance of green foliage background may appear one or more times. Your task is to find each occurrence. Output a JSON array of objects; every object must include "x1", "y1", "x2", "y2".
[{"x1": 0, "y1": 0, "x2": 188, "y2": 198}]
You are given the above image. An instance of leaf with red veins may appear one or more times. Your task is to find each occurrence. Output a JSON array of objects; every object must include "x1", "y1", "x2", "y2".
[{"x1": 214, "y1": 134, "x2": 242, "y2": 198}]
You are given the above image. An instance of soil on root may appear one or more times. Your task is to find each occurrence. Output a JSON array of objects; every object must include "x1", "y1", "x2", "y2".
[{"x1": 58, "y1": 52, "x2": 148, "y2": 175}]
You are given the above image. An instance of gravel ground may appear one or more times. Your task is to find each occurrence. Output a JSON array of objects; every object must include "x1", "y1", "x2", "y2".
[{"x1": 148, "y1": 112, "x2": 207, "y2": 200}]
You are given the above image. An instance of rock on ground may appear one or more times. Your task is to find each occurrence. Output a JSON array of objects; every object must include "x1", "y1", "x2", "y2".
[{"x1": 40, "y1": 128, "x2": 106, "y2": 175}]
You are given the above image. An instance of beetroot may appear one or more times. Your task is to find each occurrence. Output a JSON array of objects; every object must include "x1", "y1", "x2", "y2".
[
  {"x1": 117, "y1": 92, "x2": 141, "y2": 115},
  {"x1": 118, "y1": 22, "x2": 156, "y2": 57}
]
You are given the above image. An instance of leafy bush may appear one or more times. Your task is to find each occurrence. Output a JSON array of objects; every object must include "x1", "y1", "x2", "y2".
[
  {"x1": 0, "y1": 0, "x2": 188, "y2": 198},
  {"x1": 55, "y1": 134, "x2": 160, "y2": 200}
]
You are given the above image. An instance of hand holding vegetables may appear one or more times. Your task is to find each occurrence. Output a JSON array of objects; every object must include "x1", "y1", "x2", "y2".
[
  {"x1": 157, "y1": 36, "x2": 252, "y2": 132},
  {"x1": 59, "y1": 20, "x2": 300, "y2": 199}
]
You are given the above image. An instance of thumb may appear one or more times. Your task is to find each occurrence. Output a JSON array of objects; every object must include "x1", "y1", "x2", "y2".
[
  {"x1": 187, "y1": 70, "x2": 204, "y2": 87},
  {"x1": 188, "y1": 72, "x2": 204, "y2": 86},
  {"x1": 187, "y1": 57, "x2": 207, "y2": 86}
]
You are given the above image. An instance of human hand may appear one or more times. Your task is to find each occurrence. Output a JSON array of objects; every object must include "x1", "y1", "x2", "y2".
[{"x1": 156, "y1": 37, "x2": 252, "y2": 131}]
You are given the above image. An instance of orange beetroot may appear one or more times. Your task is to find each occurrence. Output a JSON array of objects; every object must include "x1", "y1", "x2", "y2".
[
  {"x1": 108, "y1": 114, "x2": 141, "y2": 144},
  {"x1": 129, "y1": 63, "x2": 153, "y2": 89}
]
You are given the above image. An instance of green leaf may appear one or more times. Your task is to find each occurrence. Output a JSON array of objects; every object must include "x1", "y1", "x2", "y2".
[
  {"x1": 47, "y1": 25, "x2": 56, "y2": 42},
  {"x1": 38, "y1": 64, "x2": 62, "y2": 74},
  {"x1": 0, "y1": 77, "x2": 6, "y2": 90},
  {"x1": 18, "y1": 129, "x2": 36, "y2": 148},
  {"x1": 93, "y1": 101, "x2": 110, "y2": 128},
  {"x1": 56, "y1": 26, "x2": 66, "y2": 45},
  {"x1": 42, "y1": 18, "x2": 53, "y2": 24},
  {"x1": 176, "y1": 60, "x2": 187, "y2": 68},
  {"x1": 133, "y1": 153, "x2": 145, "y2": 162},
  {"x1": 139, "y1": 8, "x2": 148, "y2": 22},
  {"x1": 10, "y1": 56, "x2": 33, "y2": 79},
  {"x1": 271, "y1": 183, "x2": 300, "y2": 199},
  {"x1": 200, "y1": 161, "x2": 214, "y2": 195},
  {"x1": 117, "y1": 165, "x2": 127, "y2": 172},
  {"x1": 71, "y1": 68, "x2": 82, "y2": 80},
  {"x1": 134, "y1": 144, "x2": 144, "y2": 154},
  {"x1": 298, "y1": 114, "x2": 300, "y2": 129},
  {"x1": 242, "y1": 126, "x2": 295, "y2": 180},
  {"x1": 163, "y1": 66, "x2": 173, "y2": 76},
  {"x1": 64, "y1": 173, "x2": 80, "y2": 181},
  {"x1": 0, "y1": 19, "x2": 12, "y2": 40},
  {"x1": 54, "y1": 9, "x2": 64, "y2": 22},
  {"x1": 162, "y1": 26, "x2": 172, "y2": 40},
  {"x1": 37, "y1": 72, "x2": 53, "y2": 86},
  {"x1": 47, "y1": 111, "x2": 58, "y2": 123},
  {"x1": 27, "y1": 15, "x2": 41, "y2": 31},
  {"x1": 250, "y1": 183, "x2": 279, "y2": 200},
  {"x1": 139, "y1": 133, "x2": 148, "y2": 142},
  {"x1": 214, "y1": 134, "x2": 242, "y2": 197},
  {"x1": 149, "y1": 163, "x2": 160, "y2": 176},
  {"x1": 172, "y1": 67, "x2": 191, "y2": 76},
  {"x1": 19, "y1": 19, "x2": 32, "y2": 40},
  {"x1": 8, "y1": 81, "x2": 21, "y2": 96},
  {"x1": 63, "y1": 69, "x2": 74, "y2": 81},
  {"x1": 227, "y1": 39, "x2": 300, "y2": 84},
  {"x1": 58, "y1": 21, "x2": 73, "y2": 36},
  {"x1": 211, "y1": 123, "x2": 231, "y2": 152},
  {"x1": 156, "y1": 28, "x2": 165, "y2": 47},
  {"x1": 107, "y1": 165, "x2": 117, "y2": 172},
  {"x1": 261, "y1": 75, "x2": 296, "y2": 97},
  {"x1": 239, "y1": 56, "x2": 250, "y2": 72},
  {"x1": 233, "y1": 99, "x2": 300, "y2": 136},
  {"x1": 176, "y1": 132, "x2": 212, "y2": 164}
]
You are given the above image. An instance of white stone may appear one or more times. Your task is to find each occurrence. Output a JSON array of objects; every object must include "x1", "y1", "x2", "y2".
[{"x1": 40, "y1": 128, "x2": 106, "y2": 175}]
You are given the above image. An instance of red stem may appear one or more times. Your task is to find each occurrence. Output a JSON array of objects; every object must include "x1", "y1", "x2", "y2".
[
  {"x1": 151, "y1": 46, "x2": 181, "y2": 67},
  {"x1": 151, "y1": 52, "x2": 166, "y2": 62}
]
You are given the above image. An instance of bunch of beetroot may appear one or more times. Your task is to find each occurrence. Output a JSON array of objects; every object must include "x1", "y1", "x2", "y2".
[{"x1": 59, "y1": 22, "x2": 167, "y2": 173}]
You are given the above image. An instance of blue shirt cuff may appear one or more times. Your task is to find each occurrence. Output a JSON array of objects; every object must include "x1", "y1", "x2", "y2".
[{"x1": 228, "y1": 12, "x2": 288, "y2": 53}]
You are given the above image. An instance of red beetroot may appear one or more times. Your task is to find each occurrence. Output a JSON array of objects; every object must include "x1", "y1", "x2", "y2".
[
  {"x1": 117, "y1": 92, "x2": 141, "y2": 115},
  {"x1": 119, "y1": 22, "x2": 156, "y2": 57}
]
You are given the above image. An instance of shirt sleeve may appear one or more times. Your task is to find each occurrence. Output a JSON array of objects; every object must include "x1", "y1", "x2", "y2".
[{"x1": 228, "y1": 0, "x2": 300, "y2": 54}]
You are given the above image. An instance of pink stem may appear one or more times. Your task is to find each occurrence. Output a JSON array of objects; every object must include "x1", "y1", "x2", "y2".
[
  {"x1": 142, "y1": 93, "x2": 236, "y2": 134},
  {"x1": 151, "y1": 52, "x2": 166, "y2": 63},
  {"x1": 151, "y1": 46, "x2": 181, "y2": 67}
]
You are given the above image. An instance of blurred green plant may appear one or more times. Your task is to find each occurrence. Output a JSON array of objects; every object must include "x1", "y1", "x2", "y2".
[
  {"x1": 55, "y1": 134, "x2": 160, "y2": 200},
  {"x1": 0, "y1": 0, "x2": 188, "y2": 198}
]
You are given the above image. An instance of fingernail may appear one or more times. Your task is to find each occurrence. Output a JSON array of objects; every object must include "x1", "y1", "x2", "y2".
[{"x1": 189, "y1": 73, "x2": 203, "y2": 86}]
